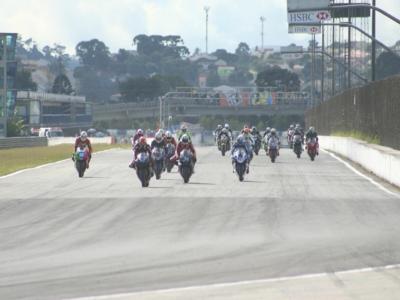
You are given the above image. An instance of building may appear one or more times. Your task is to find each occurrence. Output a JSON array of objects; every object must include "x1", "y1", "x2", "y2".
[{"x1": 15, "y1": 91, "x2": 92, "y2": 130}]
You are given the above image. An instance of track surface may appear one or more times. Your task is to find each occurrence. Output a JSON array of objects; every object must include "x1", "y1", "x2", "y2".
[{"x1": 1, "y1": 147, "x2": 400, "y2": 300}]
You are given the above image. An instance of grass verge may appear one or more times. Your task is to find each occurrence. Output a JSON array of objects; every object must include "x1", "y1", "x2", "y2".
[
  {"x1": 332, "y1": 130, "x2": 381, "y2": 145},
  {"x1": 0, "y1": 144, "x2": 128, "y2": 177}
]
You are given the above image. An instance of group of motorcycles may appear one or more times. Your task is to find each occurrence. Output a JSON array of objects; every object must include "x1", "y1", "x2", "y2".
[
  {"x1": 215, "y1": 130, "x2": 281, "y2": 182},
  {"x1": 286, "y1": 129, "x2": 318, "y2": 161},
  {"x1": 135, "y1": 141, "x2": 179, "y2": 187}
]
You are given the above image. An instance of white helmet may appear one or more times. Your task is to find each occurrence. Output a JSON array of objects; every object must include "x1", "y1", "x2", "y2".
[
  {"x1": 80, "y1": 131, "x2": 87, "y2": 140},
  {"x1": 224, "y1": 123, "x2": 230, "y2": 129},
  {"x1": 166, "y1": 131, "x2": 172, "y2": 138},
  {"x1": 155, "y1": 132, "x2": 163, "y2": 141}
]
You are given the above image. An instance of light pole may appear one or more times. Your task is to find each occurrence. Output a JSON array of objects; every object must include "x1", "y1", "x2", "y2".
[
  {"x1": 260, "y1": 16, "x2": 266, "y2": 50},
  {"x1": 2, "y1": 35, "x2": 7, "y2": 137},
  {"x1": 204, "y1": 6, "x2": 210, "y2": 54}
]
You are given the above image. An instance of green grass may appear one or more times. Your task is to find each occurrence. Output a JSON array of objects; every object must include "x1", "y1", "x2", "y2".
[
  {"x1": 0, "y1": 144, "x2": 127, "y2": 176},
  {"x1": 332, "y1": 130, "x2": 381, "y2": 145}
]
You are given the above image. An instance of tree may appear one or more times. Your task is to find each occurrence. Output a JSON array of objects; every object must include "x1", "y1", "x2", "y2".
[
  {"x1": 52, "y1": 74, "x2": 73, "y2": 95},
  {"x1": 206, "y1": 71, "x2": 221, "y2": 87},
  {"x1": 376, "y1": 51, "x2": 400, "y2": 80},
  {"x1": 235, "y1": 42, "x2": 250, "y2": 57},
  {"x1": 14, "y1": 69, "x2": 37, "y2": 91},
  {"x1": 228, "y1": 69, "x2": 253, "y2": 86},
  {"x1": 76, "y1": 39, "x2": 111, "y2": 70},
  {"x1": 256, "y1": 66, "x2": 300, "y2": 91},
  {"x1": 133, "y1": 34, "x2": 190, "y2": 58},
  {"x1": 7, "y1": 115, "x2": 25, "y2": 137},
  {"x1": 212, "y1": 49, "x2": 238, "y2": 65}
]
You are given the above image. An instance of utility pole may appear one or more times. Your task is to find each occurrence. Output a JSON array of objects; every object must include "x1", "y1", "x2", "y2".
[
  {"x1": 347, "y1": 0, "x2": 352, "y2": 89},
  {"x1": 204, "y1": 6, "x2": 210, "y2": 54},
  {"x1": 260, "y1": 16, "x2": 266, "y2": 50},
  {"x1": 2, "y1": 35, "x2": 7, "y2": 137},
  {"x1": 371, "y1": 0, "x2": 376, "y2": 81},
  {"x1": 321, "y1": 25, "x2": 325, "y2": 102}
]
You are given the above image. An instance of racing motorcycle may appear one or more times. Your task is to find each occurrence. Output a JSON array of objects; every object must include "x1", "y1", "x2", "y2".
[
  {"x1": 232, "y1": 147, "x2": 248, "y2": 182},
  {"x1": 253, "y1": 134, "x2": 261, "y2": 156},
  {"x1": 179, "y1": 149, "x2": 194, "y2": 183},
  {"x1": 135, "y1": 152, "x2": 152, "y2": 187},
  {"x1": 293, "y1": 134, "x2": 303, "y2": 159},
  {"x1": 152, "y1": 147, "x2": 165, "y2": 179},
  {"x1": 306, "y1": 137, "x2": 318, "y2": 161},
  {"x1": 268, "y1": 137, "x2": 279, "y2": 163},
  {"x1": 219, "y1": 133, "x2": 231, "y2": 156},
  {"x1": 74, "y1": 146, "x2": 89, "y2": 178},
  {"x1": 165, "y1": 143, "x2": 176, "y2": 173}
]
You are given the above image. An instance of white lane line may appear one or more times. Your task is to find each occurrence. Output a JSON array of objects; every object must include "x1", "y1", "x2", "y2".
[
  {"x1": 63, "y1": 264, "x2": 400, "y2": 300},
  {"x1": 0, "y1": 149, "x2": 118, "y2": 179},
  {"x1": 321, "y1": 149, "x2": 400, "y2": 198}
]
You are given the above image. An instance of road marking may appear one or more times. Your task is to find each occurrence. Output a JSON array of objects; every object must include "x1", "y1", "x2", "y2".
[
  {"x1": 64, "y1": 264, "x2": 400, "y2": 300},
  {"x1": 0, "y1": 149, "x2": 118, "y2": 179},
  {"x1": 322, "y1": 149, "x2": 400, "y2": 198}
]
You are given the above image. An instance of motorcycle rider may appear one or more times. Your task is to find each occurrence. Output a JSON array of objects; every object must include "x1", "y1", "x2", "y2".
[
  {"x1": 267, "y1": 128, "x2": 281, "y2": 155},
  {"x1": 293, "y1": 126, "x2": 304, "y2": 145},
  {"x1": 263, "y1": 127, "x2": 271, "y2": 138},
  {"x1": 218, "y1": 127, "x2": 231, "y2": 150},
  {"x1": 241, "y1": 127, "x2": 254, "y2": 160},
  {"x1": 305, "y1": 126, "x2": 319, "y2": 155},
  {"x1": 132, "y1": 129, "x2": 144, "y2": 145},
  {"x1": 224, "y1": 123, "x2": 233, "y2": 138},
  {"x1": 130, "y1": 137, "x2": 153, "y2": 176},
  {"x1": 74, "y1": 131, "x2": 92, "y2": 169},
  {"x1": 251, "y1": 126, "x2": 262, "y2": 141},
  {"x1": 165, "y1": 131, "x2": 177, "y2": 147},
  {"x1": 151, "y1": 131, "x2": 166, "y2": 150},
  {"x1": 174, "y1": 134, "x2": 197, "y2": 172},
  {"x1": 177, "y1": 125, "x2": 192, "y2": 142},
  {"x1": 214, "y1": 124, "x2": 223, "y2": 142},
  {"x1": 231, "y1": 134, "x2": 252, "y2": 174}
]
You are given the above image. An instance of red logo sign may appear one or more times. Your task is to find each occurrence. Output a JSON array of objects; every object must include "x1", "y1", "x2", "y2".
[{"x1": 316, "y1": 11, "x2": 330, "y2": 21}]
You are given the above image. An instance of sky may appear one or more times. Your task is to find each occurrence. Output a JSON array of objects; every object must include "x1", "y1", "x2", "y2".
[{"x1": 0, "y1": 0, "x2": 399, "y2": 55}]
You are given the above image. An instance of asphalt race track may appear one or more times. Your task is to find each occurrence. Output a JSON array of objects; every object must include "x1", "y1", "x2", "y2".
[{"x1": 1, "y1": 147, "x2": 400, "y2": 300}]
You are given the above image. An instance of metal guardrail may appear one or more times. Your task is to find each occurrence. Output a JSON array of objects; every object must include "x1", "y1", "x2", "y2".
[{"x1": 0, "y1": 137, "x2": 48, "y2": 149}]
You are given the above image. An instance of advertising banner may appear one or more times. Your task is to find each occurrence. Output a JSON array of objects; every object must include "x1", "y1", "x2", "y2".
[{"x1": 287, "y1": 0, "x2": 330, "y2": 11}]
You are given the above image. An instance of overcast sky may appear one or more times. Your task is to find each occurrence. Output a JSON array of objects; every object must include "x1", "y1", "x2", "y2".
[{"x1": 0, "y1": 0, "x2": 399, "y2": 54}]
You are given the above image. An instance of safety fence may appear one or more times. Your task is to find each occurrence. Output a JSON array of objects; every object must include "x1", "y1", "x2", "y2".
[{"x1": 306, "y1": 75, "x2": 400, "y2": 150}]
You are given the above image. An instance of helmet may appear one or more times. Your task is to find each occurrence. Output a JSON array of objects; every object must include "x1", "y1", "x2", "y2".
[
  {"x1": 217, "y1": 124, "x2": 223, "y2": 130},
  {"x1": 266, "y1": 127, "x2": 271, "y2": 132},
  {"x1": 137, "y1": 129, "x2": 143, "y2": 135},
  {"x1": 295, "y1": 123, "x2": 300, "y2": 128},
  {"x1": 159, "y1": 129, "x2": 165, "y2": 135},
  {"x1": 244, "y1": 127, "x2": 250, "y2": 134},
  {"x1": 181, "y1": 124, "x2": 187, "y2": 130},
  {"x1": 155, "y1": 132, "x2": 162, "y2": 141},
  {"x1": 139, "y1": 136, "x2": 146, "y2": 144},
  {"x1": 166, "y1": 131, "x2": 172, "y2": 138},
  {"x1": 224, "y1": 123, "x2": 230, "y2": 129},
  {"x1": 251, "y1": 126, "x2": 257, "y2": 132},
  {"x1": 309, "y1": 126, "x2": 315, "y2": 132},
  {"x1": 290, "y1": 124, "x2": 294, "y2": 129},
  {"x1": 271, "y1": 128, "x2": 277, "y2": 135},
  {"x1": 80, "y1": 131, "x2": 87, "y2": 140},
  {"x1": 181, "y1": 134, "x2": 189, "y2": 143}
]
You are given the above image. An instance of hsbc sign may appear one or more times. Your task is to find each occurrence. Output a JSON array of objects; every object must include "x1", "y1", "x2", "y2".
[
  {"x1": 288, "y1": 10, "x2": 331, "y2": 24},
  {"x1": 288, "y1": 25, "x2": 322, "y2": 34}
]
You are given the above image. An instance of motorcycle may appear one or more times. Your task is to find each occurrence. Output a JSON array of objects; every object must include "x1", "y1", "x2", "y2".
[
  {"x1": 135, "y1": 152, "x2": 151, "y2": 187},
  {"x1": 232, "y1": 147, "x2": 248, "y2": 182},
  {"x1": 165, "y1": 143, "x2": 176, "y2": 173},
  {"x1": 268, "y1": 138, "x2": 279, "y2": 163},
  {"x1": 253, "y1": 134, "x2": 261, "y2": 155},
  {"x1": 219, "y1": 133, "x2": 230, "y2": 156},
  {"x1": 179, "y1": 149, "x2": 194, "y2": 183},
  {"x1": 152, "y1": 147, "x2": 165, "y2": 179},
  {"x1": 74, "y1": 146, "x2": 89, "y2": 178},
  {"x1": 293, "y1": 135, "x2": 303, "y2": 159},
  {"x1": 287, "y1": 130, "x2": 294, "y2": 149},
  {"x1": 306, "y1": 137, "x2": 318, "y2": 161}
]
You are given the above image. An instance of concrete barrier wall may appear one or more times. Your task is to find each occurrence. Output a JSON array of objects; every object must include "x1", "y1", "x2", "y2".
[
  {"x1": 306, "y1": 75, "x2": 400, "y2": 150},
  {"x1": 320, "y1": 136, "x2": 400, "y2": 188},
  {"x1": 0, "y1": 137, "x2": 48, "y2": 149},
  {"x1": 48, "y1": 137, "x2": 113, "y2": 146}
]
